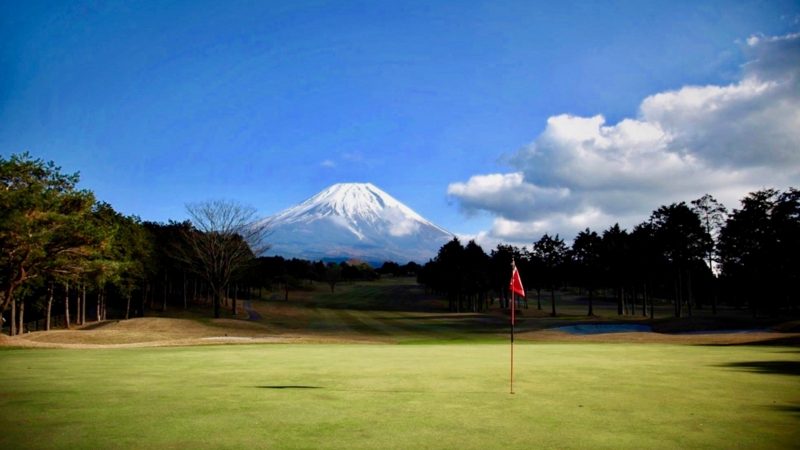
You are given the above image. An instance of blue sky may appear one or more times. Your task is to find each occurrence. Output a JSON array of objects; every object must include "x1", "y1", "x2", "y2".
[{"x1": 2, "y1": 1, "x2": 799, "y2": 246}]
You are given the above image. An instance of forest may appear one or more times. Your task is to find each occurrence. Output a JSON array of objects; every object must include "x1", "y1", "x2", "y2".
[
  {"x1": 418, "y1": 190, "x2": 800, "y2": 318},
  {"x1": 2, "y1": 152, "x2": 798, "y2": 336}
]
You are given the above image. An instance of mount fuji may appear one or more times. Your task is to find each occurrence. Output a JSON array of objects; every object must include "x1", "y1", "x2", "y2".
[{"x1": 261, "y1": 183, "x2": 453, "y2": 264}]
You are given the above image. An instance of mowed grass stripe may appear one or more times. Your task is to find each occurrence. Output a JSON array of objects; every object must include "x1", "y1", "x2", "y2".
[
  {"x1": 381, "y1": 310, "x2": 500, "y2": 338},
  {"x1": 337, "y1": 309, "x2": 472, "y2": 340},
  {"x1": 326, "y1": 308, "x2": 391, "y2": 335},
  {"x1": 371, "y1": 310, "x2": 468, "y2": 338},
  {"x1": 338, "y1": 309, "x2": 405, "y2": 336},
  {"x1": 331, "y1": 309, "x2": 433, "y2": 338},
  {"x1": 310, "y1": 307, "x2": 398, "y2": 337},
  {"x1": 309, "y1": 307, "x2": 355, "y2": 333},
  {"x1": 341, "y1": 309, "x2": 451, "y2": 338}
]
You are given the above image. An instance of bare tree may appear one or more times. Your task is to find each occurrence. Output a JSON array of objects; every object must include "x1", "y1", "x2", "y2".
[
  {"x1": 691, "y1": 194, "x2": 727, "y2": 315},
  {"x1": 182, "y1": 200, "x2": 270, "y2": 318}
]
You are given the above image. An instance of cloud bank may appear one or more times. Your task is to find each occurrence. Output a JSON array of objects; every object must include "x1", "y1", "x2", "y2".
[{"x1": 449, "y1": 33, "x2": 800, "y2": 247}]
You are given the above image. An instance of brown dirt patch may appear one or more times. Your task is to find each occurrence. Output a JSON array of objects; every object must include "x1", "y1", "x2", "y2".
[{"x1": 0, "y1": 317, "x2": 389, "y2": 349}]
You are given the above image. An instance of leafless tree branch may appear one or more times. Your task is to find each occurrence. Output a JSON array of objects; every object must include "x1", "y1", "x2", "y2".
[{"x1": 181, "y1": 200, "x2": 270, "y2": 318}]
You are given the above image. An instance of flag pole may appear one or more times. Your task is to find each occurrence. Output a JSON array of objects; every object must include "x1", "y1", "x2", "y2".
[
  {"x1": 510, "y1": 291, "x2": 515, "y2": 395},
  {"x1": 509, "y1": 258, "x2": 523, "y2": 395}
]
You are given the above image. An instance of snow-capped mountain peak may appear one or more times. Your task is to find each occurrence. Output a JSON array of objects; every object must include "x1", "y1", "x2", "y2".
[
  {"x1": 272, "y1": 183, "x2": 445, "y2": 233},
  {"x1": 263, "y1": 183, "x2": 452, "y2": 263}
]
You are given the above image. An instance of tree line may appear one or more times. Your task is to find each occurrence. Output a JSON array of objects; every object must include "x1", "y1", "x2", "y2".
[
  {"x1": 0, "y1": 153, "x2": 414, "y2": 335},
  {"x1": 418, "y1": 191, "x2": 799, "y2": 318}
]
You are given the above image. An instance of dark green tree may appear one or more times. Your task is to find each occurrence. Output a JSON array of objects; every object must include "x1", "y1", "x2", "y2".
[
  {"x1": 91, "y1": 207, "x2": 153, "y2": 320},
  {"x1": 325, "y1": 262, "x2": 342, "y2": 293},
  {"x1": 600, "y1": 224, "x2": 629, "y2": 315},
  {"x1": 532, "y1": 234, "x2": 568, "y2": 317},
  {"x1": 629, "y1": 222, "x2": 663, "y2": 318},
  {"x1": 0, "y1": 153, "x2": 97, "y2": 335},
  {"x1": 378, "y1": 261, "x2": 401, "y2": 277},
  {"x1": 650, "y1": 202, "x2": 712, "y2": 317},
  {"x1": 718, "y1": 189, "x2": 800, "y2": 315},
  {"x1": 489, "y1": 245, "x2": 515, "y2": 309},
  {"x1": 423, "y1": 238, "x2": 466, "y2": 311},
  {"x1": 571, "y1": 228, "x2": 602, "y2": 316},
  {"x1": 772, "y1": 189, "x2": 800, "y2": 311},
  {"x1": 462, "y1": 240, "x2": 490, "y2": 312}
]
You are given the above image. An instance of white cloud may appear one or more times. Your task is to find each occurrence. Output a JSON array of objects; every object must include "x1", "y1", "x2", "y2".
[
  {"x1": 320, "y1": 159, "x2": 336, "y2": 168},
  {"x1": 447, "y1": 172, "x2": 569, "y2": 221},
  {"x1": 449, "y1": 32, "x2": 800, "y2": 245},
  {"x1": 639, "y1": 78, "x2": 799, "y2": 166}
]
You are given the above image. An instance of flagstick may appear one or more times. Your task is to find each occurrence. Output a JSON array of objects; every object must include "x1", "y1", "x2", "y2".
[{"x1": 510, "y1": 292, "x2": 515, "y2": 395}]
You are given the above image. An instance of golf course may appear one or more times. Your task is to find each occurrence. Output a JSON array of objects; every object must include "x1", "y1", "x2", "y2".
[
  {"x1": 2, "y1": 279, "x2": 799, "y2": 449},
  {"x1": 5, "y1": 2, "x2": 800, "y2": 448}
]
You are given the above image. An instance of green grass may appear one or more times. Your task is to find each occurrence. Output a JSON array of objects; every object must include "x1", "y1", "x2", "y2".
[{"x1": 1, "y1": 343, "x2": 798, "y2": 449}]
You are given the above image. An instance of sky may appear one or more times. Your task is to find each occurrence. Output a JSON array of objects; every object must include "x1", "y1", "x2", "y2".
[{"x1": 2, "y1": 0, "x2": 799, "y2": 249}]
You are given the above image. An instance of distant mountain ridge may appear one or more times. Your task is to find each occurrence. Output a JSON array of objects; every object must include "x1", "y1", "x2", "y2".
[{"x1": 261, "y1": 183, "x2": 453, "y2": 263}]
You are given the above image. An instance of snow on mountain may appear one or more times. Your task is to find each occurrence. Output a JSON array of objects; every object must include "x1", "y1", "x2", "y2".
[{"x1": 261, "y1": 183, "x2": 453, "y2": 263}]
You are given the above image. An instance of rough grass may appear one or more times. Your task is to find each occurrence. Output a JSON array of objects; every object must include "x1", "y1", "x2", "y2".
[{"x1": 1, "y1": 343, "x2": 798, "y2": 449}]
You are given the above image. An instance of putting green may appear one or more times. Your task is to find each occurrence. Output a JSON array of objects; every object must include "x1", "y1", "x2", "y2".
[{"x1": 1, "y1": 343, "x2": 798, "y2": 449}]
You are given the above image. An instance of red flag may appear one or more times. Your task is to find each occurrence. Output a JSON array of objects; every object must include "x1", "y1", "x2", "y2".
[{"x1": 509, "y1": 261, "x2": 525, "y2": 298}]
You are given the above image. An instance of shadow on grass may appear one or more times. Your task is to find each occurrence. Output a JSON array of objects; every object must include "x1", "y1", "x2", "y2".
[
  {"x1": 719, "y1": 361, "x2": 800, "y2": 377},
  {"x1": 700, "y1": 335, "x2": 800, "y2": 347},
  {"x1": 774, "y1": 404, "x2": 800, "y2": 416},
  {"x1": 256, "y1": 385, "x2": 322, "y2": 389},
  {"x1": 253, "y1": 386, "x2": 495, "y2": 394}
]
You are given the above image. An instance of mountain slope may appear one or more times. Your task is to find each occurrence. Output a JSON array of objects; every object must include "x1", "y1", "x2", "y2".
[{"x1": 262, "y1": 183, "x2": 453, "y2": 263}]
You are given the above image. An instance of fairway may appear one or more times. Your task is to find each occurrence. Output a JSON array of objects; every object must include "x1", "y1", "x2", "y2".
[{"x1": 1, "y1": 343, "x2": 798, "y2": 449}]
